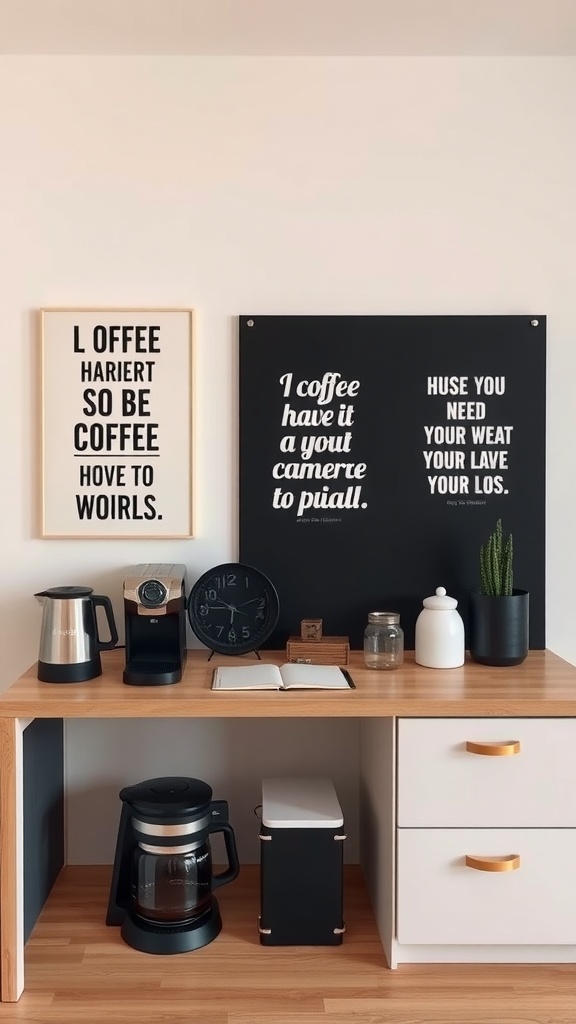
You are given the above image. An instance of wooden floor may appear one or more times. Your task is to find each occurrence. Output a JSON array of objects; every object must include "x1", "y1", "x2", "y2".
[{"x1": 2, "y1": 865, "x2": 576, "y2": 1023}]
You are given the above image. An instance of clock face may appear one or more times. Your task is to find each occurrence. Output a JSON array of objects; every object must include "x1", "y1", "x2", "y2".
[{"x1": 188, "y1": 562, "x2": 279, "y2": 655}]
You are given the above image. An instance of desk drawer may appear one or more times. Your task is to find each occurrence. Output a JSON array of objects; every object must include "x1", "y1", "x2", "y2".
[
  {"x1": 397, "y1": 718, "x2": 576, "y2": 827},
  {"x1": 397, "y1": 827, "x2": 576, "y2": 945}
]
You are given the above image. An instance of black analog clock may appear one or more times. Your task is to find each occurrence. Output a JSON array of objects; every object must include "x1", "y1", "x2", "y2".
[{"x1": 188, "y1": 562, "x2": 279, "y2": 655}]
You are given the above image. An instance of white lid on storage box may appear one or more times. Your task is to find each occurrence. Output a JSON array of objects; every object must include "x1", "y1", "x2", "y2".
[{"x1": 262, "y1": 777, "x2": 344, "y2": 828}]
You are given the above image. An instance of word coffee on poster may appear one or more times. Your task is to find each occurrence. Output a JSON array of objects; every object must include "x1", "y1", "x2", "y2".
[{"x1": 40, "y1": 308, "x2": 193, "y2": 538}]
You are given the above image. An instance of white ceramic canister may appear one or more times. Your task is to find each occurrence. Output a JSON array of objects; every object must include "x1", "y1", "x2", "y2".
[{"x1": 414, "y1": 586, "x2": 465, "y2": 669}]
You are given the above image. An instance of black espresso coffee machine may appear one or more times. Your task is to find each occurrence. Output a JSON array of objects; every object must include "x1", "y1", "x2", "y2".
[
  {"x1": 106, "y1": 776, "x2": 240, "y2": 954},
  {"x1": 123, "y1": 564, "x2": 187, "y2": 685}
]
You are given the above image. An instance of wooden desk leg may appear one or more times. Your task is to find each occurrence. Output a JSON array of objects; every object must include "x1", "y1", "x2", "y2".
[{"x1": 0, "y1": 717, "x2": 26, "y2": 1001}]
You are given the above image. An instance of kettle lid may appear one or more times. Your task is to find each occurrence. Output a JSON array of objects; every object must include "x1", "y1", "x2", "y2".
[
  {"x1": 422, "y1": 586, "x2": 458, "y2": 610},
  {"x1": 119, "y1": 776, "x2": 214, "y2": 818},
  {"x1": 36, "y1": 585, "x2": 94, "y2": 599}
]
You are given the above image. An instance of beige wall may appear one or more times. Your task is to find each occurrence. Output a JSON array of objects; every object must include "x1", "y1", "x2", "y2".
[{"x1": 1, "y1": 55, "x2": 574, "y2": 858}]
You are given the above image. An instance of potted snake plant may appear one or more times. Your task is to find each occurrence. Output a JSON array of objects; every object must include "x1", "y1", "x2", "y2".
[{"x1": 469, "y1": 519, "x2": 529, "y2": 666}]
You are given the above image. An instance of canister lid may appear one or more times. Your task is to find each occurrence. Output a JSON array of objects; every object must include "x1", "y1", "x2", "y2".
[
  {"x1": 422, "y1": 586, "x2": 458, "y2": 610},
  {"x1": 262, "y1": 777, "x2": 344, "y2": 829}
]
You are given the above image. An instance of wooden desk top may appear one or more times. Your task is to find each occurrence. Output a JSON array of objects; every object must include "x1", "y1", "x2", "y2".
[{"x1": 1, "y1": 648, "x2": 576, "y2": 718}]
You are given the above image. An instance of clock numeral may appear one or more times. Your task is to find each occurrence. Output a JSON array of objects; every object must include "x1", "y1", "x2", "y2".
[
  {"x1": 199, "y1": 604, "x2": 209, "y2": 617},
  {"x1": 215, "y1": 573, "x2": 236, "y2": 588},
  {"x1": 241, "y1": 626, "x2": 251, "y2": 639},
  {"x1": 205, "y1": 588, "x2": 217, "y2": 601},
  {"x1": 215, "y1": 625, "x2": 224, "y2": 637},
  {"x1": 228, "y1": 628, "x2": 237, "y2": 643}
]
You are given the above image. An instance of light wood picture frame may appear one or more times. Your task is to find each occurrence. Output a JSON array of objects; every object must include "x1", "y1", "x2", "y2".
[{"x1": 40, "y1": 308, "x2": 194, "y2": 539}]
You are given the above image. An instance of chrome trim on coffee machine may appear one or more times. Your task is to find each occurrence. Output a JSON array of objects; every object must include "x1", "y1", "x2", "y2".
[
  {"x1": 132, "y1": 816, "x2": 211, "y2": 837},
  {"x1": 123, "y1": 563, "x2": 187, "y2": 617},
  {"x1": 138, "y1": 841, "x2": 206, "y2": 856}
]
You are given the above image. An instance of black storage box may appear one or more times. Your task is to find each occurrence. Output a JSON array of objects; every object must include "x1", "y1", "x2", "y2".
[{"x1": 258, "y1": 777, "x2": 346, "y2": 945}]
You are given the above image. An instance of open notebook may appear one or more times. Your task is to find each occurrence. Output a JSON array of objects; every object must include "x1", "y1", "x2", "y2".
[{"x1": 211, "y1": 662, "x2": 354, "y2": 691}]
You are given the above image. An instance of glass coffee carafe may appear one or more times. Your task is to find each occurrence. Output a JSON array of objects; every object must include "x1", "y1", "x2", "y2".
[
  {"x1": 133, "y1": 837, "x2": 216, "y2": 924},
  {"x1": 106, "y1": 776, "x2": 240, "y2": 954}
]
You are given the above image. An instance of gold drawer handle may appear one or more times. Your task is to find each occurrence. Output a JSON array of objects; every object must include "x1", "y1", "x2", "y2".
[
  {"x1": 465, "y1": 854, "x2": 520, "y2": 872},
  {"x1": 466, "y1": 740, "x2": 521, "y2": 756}
]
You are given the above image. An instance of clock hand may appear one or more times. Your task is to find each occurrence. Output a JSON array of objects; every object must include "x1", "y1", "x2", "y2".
[
  {"x1": 215, "y1": 598, "x2": 248, "y2": 616},
  {"x1": 213, "y1": 597, "x2": 249, "y2": 613},
  {"x1": 209, "y1": 600, "x2": 249, "y2": 622},
  {"x1": 236, "y1": 597, "x2": 263, "y2": 609},
  {"x1": 227, "y1": 604, "x2": 253, "y2": 623}
]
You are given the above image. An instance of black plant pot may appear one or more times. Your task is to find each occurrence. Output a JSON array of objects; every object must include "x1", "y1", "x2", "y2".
[{"x1": 469, "y1": 589, "x2": 529, "y2": 667}]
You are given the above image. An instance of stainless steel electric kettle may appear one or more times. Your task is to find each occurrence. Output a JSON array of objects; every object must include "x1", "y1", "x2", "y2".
[{"x1": 35, "y1": 586, "x2": 118, "y2": 682}]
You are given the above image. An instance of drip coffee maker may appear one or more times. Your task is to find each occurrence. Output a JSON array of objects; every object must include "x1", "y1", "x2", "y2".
[{"x1": 106, "y1": 776, "x2": 239, "y2": 953}]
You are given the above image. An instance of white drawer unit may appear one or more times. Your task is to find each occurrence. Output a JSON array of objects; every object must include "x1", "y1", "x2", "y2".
[
  {"x1": 397, "y1": 717, "x2": 576, "y2": 828},
  {"x1": 397, "y1": 828, "x2": 576, "y2": 946},
  {"x1": 390, "y1": 716, "x2": 576, "y2": 964}
]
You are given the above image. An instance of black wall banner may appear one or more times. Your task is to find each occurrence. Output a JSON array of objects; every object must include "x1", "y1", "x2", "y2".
[{"x1": 239, "y1": 316, "x2": 546, "y2": 650}]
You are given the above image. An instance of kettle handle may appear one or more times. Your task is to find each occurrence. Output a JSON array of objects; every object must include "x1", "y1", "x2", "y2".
[
  {"x1": 92, "y1": 595, "x2": 119, "y2": 651},
  {"x1": 210, "y1": 821, "x2": 240, "y2": 889}
]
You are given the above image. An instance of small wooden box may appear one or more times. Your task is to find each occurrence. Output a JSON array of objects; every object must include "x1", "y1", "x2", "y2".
[
  {"x1": 286, "y1": 636, "x2": 350, "y2": 666},
  {"x1": 301, "y1": 618, "x2": 323, "y2": 641}
]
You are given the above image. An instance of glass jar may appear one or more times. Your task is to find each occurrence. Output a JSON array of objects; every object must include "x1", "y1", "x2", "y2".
[{"x1": 363, "y1": 611, "x2": 404, "y2": 670}]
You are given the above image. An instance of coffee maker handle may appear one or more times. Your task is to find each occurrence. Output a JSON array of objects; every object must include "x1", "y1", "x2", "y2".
[
  {"x1": 210, "y1": 822, "x2": 240, "y2": 889},
  {"x1": 92, "y1": 595, "x2": 119, "y2": 651}
]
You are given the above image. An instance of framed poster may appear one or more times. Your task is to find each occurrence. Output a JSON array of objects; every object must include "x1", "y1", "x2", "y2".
[
  {"x1": 40, "y1": 308, "x2": 194, "y2": 538},
  {"x1": 239, "y1": 315, "x2": 546, "y2": 650}
]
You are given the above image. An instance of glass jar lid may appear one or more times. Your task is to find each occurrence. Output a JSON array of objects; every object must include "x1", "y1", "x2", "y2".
[{"x1": 368, "y1": 611, "x2": 400, "y2": 624}]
